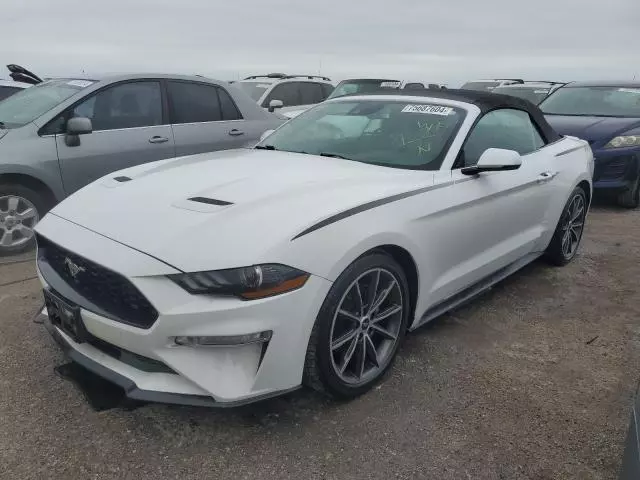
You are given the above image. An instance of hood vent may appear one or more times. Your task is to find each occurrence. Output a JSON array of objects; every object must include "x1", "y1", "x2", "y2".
[
  {"x1": 113, "y1": 176, "x2": 132, "y2": 182},
  {"x1": 188, "y1": 197, "x2": 233, "y2": 206}
]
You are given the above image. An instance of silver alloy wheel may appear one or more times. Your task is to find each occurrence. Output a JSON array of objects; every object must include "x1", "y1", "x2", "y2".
[
  {"x1": 561, "y1": 192, "x2": 585, "y2": 259},
  {"x1": 329, "y1": 268, "x2": 404, "y2": 385},
  {"x1": 0, "y1": 195, "x2": 39, "y2": 248}
]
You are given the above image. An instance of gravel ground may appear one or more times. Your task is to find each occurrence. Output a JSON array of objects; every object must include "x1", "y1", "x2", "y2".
[{"x1": 1, "y1": 204, "x2": 639, "y2": 480}]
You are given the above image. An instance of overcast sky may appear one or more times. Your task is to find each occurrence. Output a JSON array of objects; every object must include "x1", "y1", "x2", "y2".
[{"x1": 2, "y1": 0, "x2": 639, "y2": 86}]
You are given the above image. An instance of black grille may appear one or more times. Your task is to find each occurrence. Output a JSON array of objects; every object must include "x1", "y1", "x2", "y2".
[{"x1": 37, "y1": 235, "x2": 158, "y2": 328}]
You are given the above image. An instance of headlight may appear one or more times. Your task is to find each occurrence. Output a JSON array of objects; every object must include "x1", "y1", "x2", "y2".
[
  {"x1": 605, "y1": 135, "x2": 640, "y2": 148},
  {"x1": 168, "y1": 264, "x2": 309, "y2": 299}
]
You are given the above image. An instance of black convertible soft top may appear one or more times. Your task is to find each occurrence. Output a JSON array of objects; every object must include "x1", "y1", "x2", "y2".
[{"x1": 363, "y1": 88, "x2": 561, "y2": 143}]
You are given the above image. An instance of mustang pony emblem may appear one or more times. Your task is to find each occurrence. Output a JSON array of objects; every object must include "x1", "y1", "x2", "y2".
[{"x1": 64, "y1": 257, "x2": 85, "y2": 278}]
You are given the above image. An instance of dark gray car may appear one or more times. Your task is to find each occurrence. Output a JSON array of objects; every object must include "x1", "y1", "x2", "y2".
[{"x1": 0, "y1": 73, "x2": 284, "y2": 254}]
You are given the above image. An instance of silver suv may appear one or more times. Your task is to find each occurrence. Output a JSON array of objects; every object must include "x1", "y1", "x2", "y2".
[
  {"x1": 0, "y1": 73, "x2": 284, "y2": 254},
  {"x1": 234, "y1": 73, "x2": 334, "y2": 117}
]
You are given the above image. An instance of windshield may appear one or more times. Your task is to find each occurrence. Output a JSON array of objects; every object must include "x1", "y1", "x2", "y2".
[
  {"x1": 460, "y1": 81, "x2": 500, "y2": 91},
  {"x1": 327, "y1": 80, "x2": 401, "y2": 100},
  {"x1": 257, "y1": 100, "x2": 466, "y2": 170},
  {"x1": 236, "y1": 81, "x2": 270, "y2": 101},
  {"x1": 0, "y1": 79, "x2": 93, "y2": 128},
  {"x1": 492, "y1": 86, "x2": 550, "y2": 105},
  {"x1": 540, "y1": 86, "x2": 640, "y2": 117}
]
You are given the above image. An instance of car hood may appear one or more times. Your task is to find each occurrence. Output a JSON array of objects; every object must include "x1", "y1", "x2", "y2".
[
  {"x1": 49, "y1": 149, "x2": 431, "y2": 273},
  {"x1": 544, "y1": 115, "x2": 640, "y2": 144}
]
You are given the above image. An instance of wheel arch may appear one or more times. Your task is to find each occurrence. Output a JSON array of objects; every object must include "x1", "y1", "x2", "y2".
[
  {"x1": 0, "y1": 172, "x2": 58, "y2": 207},
  {"x1": 323, "y1": 232, "x2": 422, "y2": 328},
  {"x1": 576, "y1": 179, "x2": 592, "y2": 209},
  {"x1": 370, "y1": 244, "x2": 419, "y2": 329}
]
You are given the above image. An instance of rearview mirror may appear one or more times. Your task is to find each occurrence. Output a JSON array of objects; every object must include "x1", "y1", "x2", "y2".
[
  {"x1": 268, "y1": 99, "x2": 284, "y2": 113},
  {"x1": 67, "y1": 117, "x2": 93, "y2": 135},
  {"x1": 461, "y1": 148, "x2": 522, "y2": 175},
  {"x1": 260, "y1": 129, "x2": 275, "y2": 142}
]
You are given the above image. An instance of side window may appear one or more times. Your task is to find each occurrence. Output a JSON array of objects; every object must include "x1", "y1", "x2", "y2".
[
  {"x1": 168, "y1": 81, "x2": 221, "y2": 124},
  {"x1": 71, "y1": 81, "x2": 163, "y2": 131},
  {"x1": 264, "y1": 83, "x2": 300, "y2": 107},
  {"x1": 299, "y1": 83, "x2": 325, "y2": 104},
  {"x1": 217, "y1": 87, "x2": 242, "y2": 120},
  {"x1": 321, "y1": 83, "x2": 334, "y2": 99},
  {"x1": 461, "y1": 109, "x2": 545, "y2": 166}
]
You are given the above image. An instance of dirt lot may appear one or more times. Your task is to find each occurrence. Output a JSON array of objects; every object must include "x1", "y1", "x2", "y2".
[{"x1": 1, "y1": 204, "x2": 639, "y2": 480}]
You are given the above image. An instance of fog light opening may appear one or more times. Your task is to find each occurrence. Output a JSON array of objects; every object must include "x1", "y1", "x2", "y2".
[{"x1": 173, "y1": 331, "x2": 272, "y2": 347}]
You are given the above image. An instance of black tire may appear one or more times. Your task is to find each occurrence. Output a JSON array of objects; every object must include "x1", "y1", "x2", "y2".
[
  {"x1": 303, "y1": 252, "x2": 410, "y2": 399},
  {"x1": 544, "y1": 186, "x2": 588, "y2": 266},
  {"x1": 617, "y1": 177, "x2": 640, "y2": 209},
  {"x1": 0, "y1": 183, "x2": 50, "y2": 256}
]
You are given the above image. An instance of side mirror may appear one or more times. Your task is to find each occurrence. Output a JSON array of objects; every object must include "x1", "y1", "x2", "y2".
[
  {"x1": 260, "y1": 129, "x2": 275, "y2": 142},
  {"x1": 67, "y1": 117, "x2": 93, "y2": 135},
  {"x1": 461, "y1": 148, "x2": 522, "y2": 175},
  {"x1": 268, "y1": 99, "x2": 284, "y2": 113},
  {"x1": 65, "y1": 117, "x2": 93, "y2": 147}
]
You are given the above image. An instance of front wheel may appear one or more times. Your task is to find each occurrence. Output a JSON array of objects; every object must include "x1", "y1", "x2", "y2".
[
  {"x1": 0, "y1": 184, "x2": 48, "y2": 256},
  {"x1": 617, "y1": 177, "x2": 640, "y2": 209},
  {"x1": 303, "y1": 253, "x2": 410, "y2": 399},
  {"x1": 544, "y1": 186, "x2": 587, "y2": 266}
]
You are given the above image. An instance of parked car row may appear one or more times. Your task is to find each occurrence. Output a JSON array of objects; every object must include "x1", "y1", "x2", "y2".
[{"x1": 233, "y1": 74, "x2": 447, "y2": 119}]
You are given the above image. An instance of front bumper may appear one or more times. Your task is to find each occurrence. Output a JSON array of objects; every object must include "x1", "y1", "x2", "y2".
[
  {"x1": 36, "y1": 214, "x2": 332, "y2": 406},
  {"x1": 592, "y1": 148, "x2": 640, "y2": 192}
]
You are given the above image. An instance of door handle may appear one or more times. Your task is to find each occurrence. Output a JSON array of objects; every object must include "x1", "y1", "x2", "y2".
[
  {"x1": 148, "y1": 136, "x2": 169, "y2": 144},
  {"x1": 228, "y1": 129, "x2": 245, "y2": 137},
  {"x1": 536, "y1": 171, "x2": 558, "y2": 183}
]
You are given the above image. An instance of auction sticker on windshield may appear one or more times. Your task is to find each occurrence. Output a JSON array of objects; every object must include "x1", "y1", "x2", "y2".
[
  {"x1": 380, "y1": 81, "x2": 401, "y2": 88},
  {"x1": 401, "y1": 104, "x2": 453, "y2": 115}
]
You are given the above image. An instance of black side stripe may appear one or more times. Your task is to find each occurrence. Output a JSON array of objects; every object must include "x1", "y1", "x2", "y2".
[
  {"x1": 188, "y1": 197, "x2": 233, "y2": 206},
  {"x1": 291, "y1": 182, "x2": 453, "y2": 241},
  {"x1": 555, "y1": 145, "x2": 584, "y2": 157}
]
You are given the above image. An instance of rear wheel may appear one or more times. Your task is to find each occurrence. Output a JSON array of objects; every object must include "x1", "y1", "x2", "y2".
[
  {"x1": 0, "y1": 184, "x2": 48, "y2": 256},
  {"x1": 303, "y1": 253, "x2": 410, "y2": 399},
  {"x1": 544, "y1": 186, "x2": 587, "y2": 266},
  {"x1": 617, "y1": 177, "x2": 640, "y2": 209}
]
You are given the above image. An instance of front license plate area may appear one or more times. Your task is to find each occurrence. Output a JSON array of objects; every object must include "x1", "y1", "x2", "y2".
[{"x1": 43, "y1": 289, "x2": 88, "y2": 343}]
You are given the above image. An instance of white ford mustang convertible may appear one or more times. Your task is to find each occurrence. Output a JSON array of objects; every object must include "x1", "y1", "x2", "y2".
[{"x1": 35, "y1": 90, "x2": 594, "y2": 406}]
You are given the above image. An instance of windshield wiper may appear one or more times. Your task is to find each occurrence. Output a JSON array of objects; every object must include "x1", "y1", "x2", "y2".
[
  {"x1": 254, "y1": 144, "x2": 277, "y2": 150},
  {"x1": 319, "y1": 152, "x2": 351, "y2": 160}
]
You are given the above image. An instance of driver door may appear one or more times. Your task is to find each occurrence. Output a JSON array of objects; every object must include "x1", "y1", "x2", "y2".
[{"x1": 425, "y1": 108, "x2": 556, "y2": 304}]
